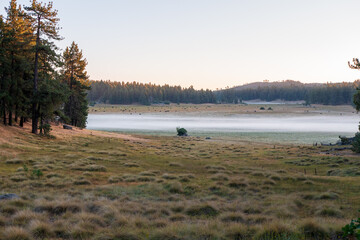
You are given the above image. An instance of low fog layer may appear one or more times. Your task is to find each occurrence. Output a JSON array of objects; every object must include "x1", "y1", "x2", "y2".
[{"x1": 87, "y1": 114, "x2": 358, "y2": 133}]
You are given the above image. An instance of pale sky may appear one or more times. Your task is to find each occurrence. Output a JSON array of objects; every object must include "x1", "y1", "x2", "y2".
[{"x1": 2, "y1": 0, "x2": 360, "y2": 90}]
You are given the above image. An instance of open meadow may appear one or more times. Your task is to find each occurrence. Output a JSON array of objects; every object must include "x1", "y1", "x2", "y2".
[
  {"x1": 89, "y1": 103, "x2": 357, "y2": 115},
  {"x1": 88, "y1": 104, "x2": 359, "y2": 145},
  {"x1": 2, "y1": 0, "x2": 360, "y2": 239},
  {"x1": 0, "y1": 115, "x2": 359, "y2": 239}
]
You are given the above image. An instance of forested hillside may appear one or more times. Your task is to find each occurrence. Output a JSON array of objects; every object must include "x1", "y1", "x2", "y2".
[
  {"x1": 88, "y1": 80, "x2": 359, "y2": 106},
  {"x1": 0, "y1": 0, "x2": 89, "y2": 133},
  {"x1": 217, "y1": 80, "x2": 359, "y2": 105}
]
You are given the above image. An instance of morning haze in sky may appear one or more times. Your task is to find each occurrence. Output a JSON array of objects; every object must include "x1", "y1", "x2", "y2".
[{"x1": 2, "y1": 0, "x2": 360, "y2": 89}]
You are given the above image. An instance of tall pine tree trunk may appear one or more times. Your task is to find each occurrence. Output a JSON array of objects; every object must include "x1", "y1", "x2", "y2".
[
  {"x1": 20, "y1": 116, "x2": 24, "y2": 127},
  {"x1": 39, "y1": 110, "x2": 43, "y2": 135},
  {"x1": 69, "y1": 68, "x2": 74, "y2": 125},
  {"x1": 15, "y1": 104, "x2": 18, "y2": 123},
  {"x1": 32, "y1": 17, "x2": 41, "y2": 134},
  {"x1": 8, "y1": 109, "x2": 12, "y2": 126},
  {"x1": 37, "y1": 104, "x2": 41, "y2": 133},
  {"x1": 9, "y1": 53, "x2": 14, "y2": 127},
  {"x1": 2, "y1": 102, "x2": 6, "y2": 126}
]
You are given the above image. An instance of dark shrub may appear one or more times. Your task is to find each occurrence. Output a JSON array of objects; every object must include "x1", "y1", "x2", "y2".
[
  {"x1": 342, "y1": 211, "x2": 360, "y2": 240},
  {"x1": 352, "y1": 132, "x2": 360, "y2": 153},
  {"x1": 176, "y1": 127, "x2": 188, "y2": 136}
]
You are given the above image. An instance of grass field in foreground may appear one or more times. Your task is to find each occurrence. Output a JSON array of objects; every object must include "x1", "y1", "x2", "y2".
[{"x1": 0, "y1": 124, "x2": 359, "y2": 239}]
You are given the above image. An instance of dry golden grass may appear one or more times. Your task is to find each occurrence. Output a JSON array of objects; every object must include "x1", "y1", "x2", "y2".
[
  {"x1": 89, "y1": 103, "x2": 356, "y2": 116},
  {"x1": 0, "y1": 122, "x2": 357, "y2": 239}
]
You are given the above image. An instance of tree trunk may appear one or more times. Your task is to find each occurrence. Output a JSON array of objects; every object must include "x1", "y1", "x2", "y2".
[
  {"x1": 8, "y1": 109, "x2": 12, "y2": 126},
  {"x1": 20, "y1": 117, "x2": 24, "y2": 127},
  {"x1": 9, "y1": 52, "x2": 14, "y2": 127},
  {"x1": 14, "y1": 104, "x2": 18, "y2": 123},
  {"x1": 32, "y1": 17, "x2": 41, "y2": 134},
  {"x1": 37, "y1": 104, "x2": 41, "y2": 134},
  {"x1": 3, "y1": 102, "x2": 6, "y2": 126},
  {"x1": 40, "y1": 115, "x2": 43, "y2": 134}
]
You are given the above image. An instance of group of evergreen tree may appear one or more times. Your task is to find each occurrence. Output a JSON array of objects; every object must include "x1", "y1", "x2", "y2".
[
  {"x1": 307, "y1": 82, "x2": 357, "y2": 105},
  {"x1": 0, "y1": 0, "x2": 89, "y2": 134},
  {"x1": 88, "y1": 80, "x2": 359, "y2": 106},
  {"x1": 88, "y1": 81, "x2": 216, "y2": 105},
  {"x1": 216, "y1": 84, "x2": 307, "y2": 103},
  {"x1": 2, "y1": 0, "x2": 359, "y2": 137},
  {"x1": 216, "y1": 81, "x2": 358, "y2": 105}
]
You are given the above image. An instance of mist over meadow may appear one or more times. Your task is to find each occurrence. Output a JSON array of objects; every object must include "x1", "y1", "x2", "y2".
[{"x1": 87, "y1": 112, "x2": 358, "y2": 143}]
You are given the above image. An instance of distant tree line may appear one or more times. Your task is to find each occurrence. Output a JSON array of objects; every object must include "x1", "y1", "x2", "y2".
[
  {"x1": 216, "y1": 81, "x2": 358, "y2": 105},
  {"x1": 0, "y1": 0, "x2": 89, "y2": 134},
  {"x1": 89, "y1": 80, "x2": 359, "y2": 106},
  {"x1": 216, "y1": 84, "x2": 307, "y2": 103},
  {"x1": 88, "y1": 81, "x2": 216, "y2": 105},
  {"x1": 307, "y1": 82, "x2": 357, "y2": 105}
]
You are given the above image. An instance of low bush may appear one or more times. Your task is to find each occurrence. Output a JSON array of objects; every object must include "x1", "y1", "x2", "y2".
[
  {"x1": 32, "y1": 169, "x2": 43, "y2": 178},
  {"x1": 342, "y1": 210, "x2": 360, "y2": 239},
  {"x1": 176, "y1": 127, "x2": 188, "y2": 136},
  {"x1": 352, "y1": 132, "x2": 360, "y2": 153}
]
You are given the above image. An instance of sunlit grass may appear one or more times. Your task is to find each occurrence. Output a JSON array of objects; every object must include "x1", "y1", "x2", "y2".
[{"x1": 0, "y1": 125, "x2": 358, "y2": 239}]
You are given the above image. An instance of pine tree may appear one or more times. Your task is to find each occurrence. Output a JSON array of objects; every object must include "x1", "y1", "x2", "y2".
[
  {"x1": 0, "y1": 0, "x2": 90, "y2": 135},
  {"x1": 349, "y1": 58, "x2": 360, "y2": 111},
  {"x1": 348, "y1": 58, "x2": 360, "y2": 70},
  {"x1": 25, "y1": 0, "x2": 61, "y2": 134},
  {"x1": 3, "y1": 0, "x2": 34, "y2": 127},
  {"x1": 0, "y1": 15, "x2": 10, "y2": 126},
  {"x1": 62, "y1": 42, "x2": 90, "y2": 128}
]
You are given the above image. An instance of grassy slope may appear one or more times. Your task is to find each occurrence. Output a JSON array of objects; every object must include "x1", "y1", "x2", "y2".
[{"x1": 0, "y1": 122, "x2": 359, "y2": 239}]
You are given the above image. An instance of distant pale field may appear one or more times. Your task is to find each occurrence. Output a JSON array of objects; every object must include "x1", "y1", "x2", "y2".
[
  {"x1": 88, "y1": 104, "x2": 359, "y2": 144},
  {"x1": 89, "y1": 103, "x2": 356, "y2": 115}
]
